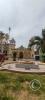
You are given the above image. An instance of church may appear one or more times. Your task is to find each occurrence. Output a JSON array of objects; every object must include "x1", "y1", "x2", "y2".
[{"x1": 0, "y1": 32, "x2": 34, "y2": 60}]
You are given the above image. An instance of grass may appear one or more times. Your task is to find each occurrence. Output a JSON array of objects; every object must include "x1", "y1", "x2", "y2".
[{"x1": 0, "y1": 71, "x2": 45, "y2": 100}]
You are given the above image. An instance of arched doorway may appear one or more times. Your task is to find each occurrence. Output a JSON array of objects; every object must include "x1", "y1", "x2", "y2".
[
  {"x1": 19, "y1": 51, "x2": 23, "y2": 59},
  {"x1": 13, "y1": 52, "x2": 17, "y2": 61}
]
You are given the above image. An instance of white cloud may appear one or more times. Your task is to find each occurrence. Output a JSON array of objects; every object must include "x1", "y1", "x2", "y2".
[{"x1": 0, "y1": 0, "x2": 45, "y2": 47}]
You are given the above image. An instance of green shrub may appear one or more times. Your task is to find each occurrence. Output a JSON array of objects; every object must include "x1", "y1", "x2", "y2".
[{"x1": 40, "y1": 53, "x2": 45, "y2": 62}]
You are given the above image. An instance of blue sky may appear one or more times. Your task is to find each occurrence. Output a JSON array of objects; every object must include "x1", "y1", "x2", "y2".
[{"x1": 0, "y1": 0, "x2": 45, "y2": 47}]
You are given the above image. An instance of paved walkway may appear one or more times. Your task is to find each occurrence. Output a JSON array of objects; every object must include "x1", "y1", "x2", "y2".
[{"x1": 0, "y1": 62, "x2": 45, "y2": 73}]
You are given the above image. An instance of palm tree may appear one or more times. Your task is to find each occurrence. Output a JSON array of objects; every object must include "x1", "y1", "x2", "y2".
[
  {"x1": 0, "y1": 31, "x2": 5, "y2": 41},
  {"x1": 3, "y1": 33, "x2": 9, "y2": 56},
  {"x1": 0, "y1": 31, "x2": 5, "y2": 53},
  {"x1": 28, "y1": 29, "x2": 45, "y2": 62},
  {"x1": 28, "y1": 29, "x2": 45, "y2": 53}
]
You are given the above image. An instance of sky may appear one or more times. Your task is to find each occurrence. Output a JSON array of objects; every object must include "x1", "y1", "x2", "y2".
[{"x1": 0, "y1": 0, "x2": 45, "y2": 47}]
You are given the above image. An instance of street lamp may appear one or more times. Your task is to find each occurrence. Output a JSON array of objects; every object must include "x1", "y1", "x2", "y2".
[{"x1": 9, "y1": 27, "x2": 11, "y2": 35}]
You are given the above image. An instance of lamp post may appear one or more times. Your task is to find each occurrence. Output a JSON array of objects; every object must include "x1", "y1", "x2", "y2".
[
  {"x1": 9, "y1": 27, "x2": 11, "y2": 36},
  {"x1": 8, "y1": 27, "x2": 11, "y2": 58}
]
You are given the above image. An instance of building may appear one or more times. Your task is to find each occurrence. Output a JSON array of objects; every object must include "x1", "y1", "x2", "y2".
[
  {"x1": 0, "y1": 32, "x2": 34, "y2": 60},
  {"x1": 13, "y1": 46, "x2": 34, "y2": 59}
]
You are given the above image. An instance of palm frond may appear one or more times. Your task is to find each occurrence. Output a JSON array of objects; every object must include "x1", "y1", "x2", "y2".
[{"x1": 28, "y1": 36, "x2": 41, "y2": 48}]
